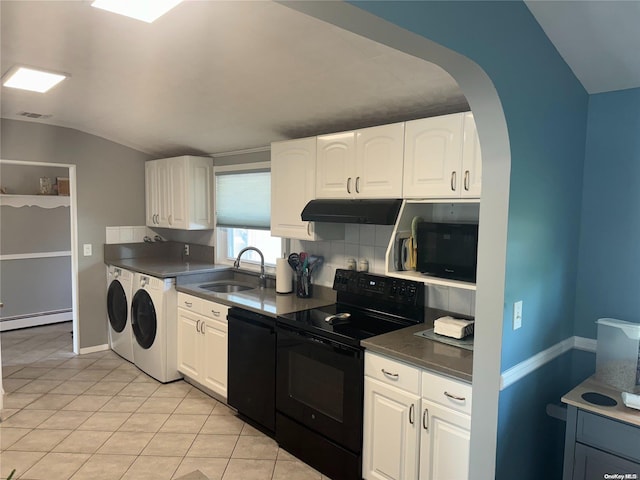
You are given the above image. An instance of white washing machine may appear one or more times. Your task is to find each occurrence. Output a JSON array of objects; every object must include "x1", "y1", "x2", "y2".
[
  {"x1": 106, "y1": 266, "x2": 134, "y2": 362},
  {"x1": 131, "y1": 272, "x2": 181, "y2": 383}
]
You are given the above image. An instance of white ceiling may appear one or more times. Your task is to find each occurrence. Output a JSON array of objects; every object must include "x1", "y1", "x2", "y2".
[
  {"x1": 2, "y1": 1, "x2": 638, "y2": 158},
  {"x1": 525, "y1": 0, "x2": 640, "y2": 94},
  {"x1": 0, "y1": 1, "x2": 468, "y2": 157}
]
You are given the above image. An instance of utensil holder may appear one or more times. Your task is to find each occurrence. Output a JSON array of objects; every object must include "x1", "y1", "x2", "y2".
[{"x1": 296, "y1": 272, "x2": 312, "y2": 298}]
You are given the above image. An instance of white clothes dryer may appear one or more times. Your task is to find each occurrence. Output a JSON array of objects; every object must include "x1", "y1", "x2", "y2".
[
  {"x1": 106, "y1": 266, "x2": 134, "y2": 362},
  {"x1": 131, "y1": 272, "x2": 180, "y2": 383}
]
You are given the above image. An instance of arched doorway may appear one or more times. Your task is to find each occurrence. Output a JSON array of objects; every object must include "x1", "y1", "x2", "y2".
[{"x1": 279, "y1": 3, "x2": 512, "y2": 478}]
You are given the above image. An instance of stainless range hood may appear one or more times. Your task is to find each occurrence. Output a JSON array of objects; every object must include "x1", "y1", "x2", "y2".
[{"x1": 301, "y1": 199, "x2": 402, "y2": 225}]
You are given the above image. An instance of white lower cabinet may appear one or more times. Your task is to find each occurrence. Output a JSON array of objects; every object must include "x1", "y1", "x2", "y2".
[
  {"x1": 177, "y1": 293, "x2": 228, "y2": 399},
  {"x1": 363, "y1": 352, "x2": 471, "y2": 480}
]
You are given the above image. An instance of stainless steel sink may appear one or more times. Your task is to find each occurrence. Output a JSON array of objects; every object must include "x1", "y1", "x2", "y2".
[{"x1": 199, "y1": 281, "x2": 255, "y2": 293}]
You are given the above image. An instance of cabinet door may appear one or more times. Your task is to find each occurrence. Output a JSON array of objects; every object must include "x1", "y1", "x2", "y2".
[
  {"x1": 403, "y1": 113, "x2": 464, "y2": 199},
  {"x1": 461, "y1": 113, "x2": 482, "y2": 198},
  {"x1": 145, "y1": 162, "x2": 159, "y2": 226},
  {"x1": 419, "y1": 399, "x2": 470, "y2": 480},
  {"x1": 168, "y1": 157, "x2": 188, "y2": 229},
  {"x1": 316, "y1": 131, "x2": 356, "y2": 198},
  {"x1": 202, "y1": 317, "x2": 228, "y2": 399},
  {"x1": 573, "y1": 443, "x2": 640, "y2": 480},
  {"x1": 363, "y1": 377, "x2": 420, "y2": 480},
  {"x1": 271, "y1": 137, "x2": 317, "y2": 240},
  {"x1": 356, "y1": 123, "x2": 404, "y2": 198},
  {"x1": 156, "y1": 159, "x2": 171, "y2": 227},
  {"x1": 176, "y1": 309, "x2": 201, "y2": 381},
  {"x1": 187, "y1": 157, "x2": 214, "y2": 229}
]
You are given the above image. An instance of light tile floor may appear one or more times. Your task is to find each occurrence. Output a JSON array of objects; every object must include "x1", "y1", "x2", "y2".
[{"x1": 0, "y1": 323, "x2": 329, "y2": 480}]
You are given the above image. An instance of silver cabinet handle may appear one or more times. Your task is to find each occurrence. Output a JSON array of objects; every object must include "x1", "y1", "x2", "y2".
[
  {"x1": 381, "y1": 368, "x2": 399, "y2": 379},
  {"x1": 409, "y1": 404, "x2": 415, "y2": 425},
  {"x1": 347, "y1": 177, "x2": 352, "y2": 194},
  {"x1": 195, "y1": 319, "x2": 200, "y2": 332},
  {"x1": 464, "y1": 170, "x2": 470, "y2": 191},
  {"x1": 200, "y1": 321, "x2": 205, "y2": 335},
  {"x1": 168, "y1": 214, "x2": 173, "y2": 225},
  {"x1": 451, "y1": 171, "x2": 457, "y2": 191},
  {"x1": 307, "y1": 223, "x2": 311, "y2": 237},
  {"x1": 423, "y1": 408, "x2": 429, "y2": 431},
  {"x1": 211, "y1": 310, "x2": 220, "y2": 317},
  {"x1": 444, "y1": 391, "x2": 466, "y2": 402},
  {"x1": 355, "y1": 176, "x2": 360, "y2": 194},
  {"x1": 184, "y1": 301, "x2": 193, "y2": 308}
]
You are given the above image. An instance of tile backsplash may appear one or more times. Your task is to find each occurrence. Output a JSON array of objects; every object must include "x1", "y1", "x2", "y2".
[
  {"x1": 291, "y1": 223, "x2": 475, "y2": 318},
  {"x1": 105, "y1": 226, "x2": 154, "y2": 244}
]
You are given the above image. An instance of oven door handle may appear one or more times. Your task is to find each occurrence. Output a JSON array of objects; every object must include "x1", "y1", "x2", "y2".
[{"x1": 277, "y1": 323, "x2": 361, "y2": 354}]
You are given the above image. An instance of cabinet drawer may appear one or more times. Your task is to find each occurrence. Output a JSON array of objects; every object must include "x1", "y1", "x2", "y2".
[
  {"x1": 577, "y1": 410, "x2": 640, "y2": 463},
  {"x1": 201, "y1": 301, "x2": 229, "y2": 322},
  {"x1": 365, "y1": 352, "x2": 420, "y2": 394},
  {"x1": 421, "y1": 370, "x2": 472, "y2": 415},
  {"x1": 177, "y1": 292, "x2": 205, "y2": 314}
]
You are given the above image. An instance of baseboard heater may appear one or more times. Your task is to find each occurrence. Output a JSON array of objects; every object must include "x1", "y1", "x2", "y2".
[{"x1": 0, "y1": 309, "x2": 73, "y2": 331}]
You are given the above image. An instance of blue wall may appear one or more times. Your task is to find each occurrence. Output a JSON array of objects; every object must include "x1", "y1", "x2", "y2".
[
  {"x1": 349, "y1": 2, "x2": 588, "y2": 479},
  {"x1": 574, "y1": 88, "x2": 640, "y2": 339}
]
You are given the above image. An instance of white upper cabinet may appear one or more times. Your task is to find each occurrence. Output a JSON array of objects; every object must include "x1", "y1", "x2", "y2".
[
  {"x1": 271, "y1": 137, "x2": 317, "y2": 240},
  {"x1": 403, "y1": 112, "x2": 481, "y2": 199},
  {"x1": 145, "y1": 155, "x2": 213, "y2": 230},
  {"x1": 316, "y1": 131, "x2": 356, "y2": 198},
  {"x1": 462, "y1": 112, "x2": 482, "y2": 197},
  {"x1": 356, "y1": 123, "x2": 405, "y2": 198},
  {"x1": 316, "y1": 123, "x2": 404, "y2": 199}
]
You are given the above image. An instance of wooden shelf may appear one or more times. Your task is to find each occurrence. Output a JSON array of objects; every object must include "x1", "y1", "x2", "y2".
[{"x1": 0, "y1": 194, "x2": 70, "y2": 209}]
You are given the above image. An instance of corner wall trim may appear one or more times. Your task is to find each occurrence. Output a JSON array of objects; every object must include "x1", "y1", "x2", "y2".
[
  {"x1": 79, "y1": 344, "x2": 110, "y2": 355},
  {"x1": 499, "y1": 336, "x2": 596, "y2": 390}
]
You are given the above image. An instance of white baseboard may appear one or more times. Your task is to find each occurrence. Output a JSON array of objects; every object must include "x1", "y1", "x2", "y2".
[
  {"x1": 79, "y1": 344, "x2": 110, "y2": 355},
  {"x1": 500, "y1": 336, "x2": 596, "y2": 390},
  {"x1": 0, "y1": 311, "x2": 73, "y2": 332}
]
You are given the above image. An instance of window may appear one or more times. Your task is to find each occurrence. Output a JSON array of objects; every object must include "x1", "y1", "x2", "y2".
[{"x1": 214, "y1": 162, "x2": 282, "y2": 267}]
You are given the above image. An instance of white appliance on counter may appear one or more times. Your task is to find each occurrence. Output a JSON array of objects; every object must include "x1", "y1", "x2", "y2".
[
  {"x1": 106, "y1": 265, "x2": 134, "y2": 362},
  {"x1": 130, "y1": 272, "x2": 180, "y2": 383}
]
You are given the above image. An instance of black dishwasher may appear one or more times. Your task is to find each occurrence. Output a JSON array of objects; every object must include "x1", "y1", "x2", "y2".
[{"x1": 227, "y1": 307, "x2": 276, "y2": 432}]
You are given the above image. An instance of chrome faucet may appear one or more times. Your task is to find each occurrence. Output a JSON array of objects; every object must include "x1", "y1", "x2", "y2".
[{"x1": 233, "y1": 246, "x2": 266, "y2": 288}]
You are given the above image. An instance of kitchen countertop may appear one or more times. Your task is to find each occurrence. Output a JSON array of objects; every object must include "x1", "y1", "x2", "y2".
[
  {"x1": 562, "y1": 375, "x2": 640, "y2": 427},
  {"x1": 176, "y1": 281, "x2": 336, "y2": 318},
  {"x1": 362, "y1": 322, "x2": 473, "y2": 383},
  {"x1": 109, "y1": 257, "x2": 228, "y2": 278}
]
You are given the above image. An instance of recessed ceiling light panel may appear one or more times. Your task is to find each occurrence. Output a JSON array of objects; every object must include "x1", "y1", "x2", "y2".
[
  {"x1": 2, "y1": 66, "x2": 67, "y2": 93},
  {"x1": 91, "y1": 0, "x2": 183, "y2": 23}
]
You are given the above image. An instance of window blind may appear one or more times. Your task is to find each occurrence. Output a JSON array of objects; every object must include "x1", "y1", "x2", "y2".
[{"x1": 215, "y1": 170, "x2": 271, "y2": 229}]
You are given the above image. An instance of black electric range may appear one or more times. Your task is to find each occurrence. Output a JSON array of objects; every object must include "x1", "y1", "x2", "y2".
[{"x1": 275, "y1": 269, "x2": 425, "y2": 480}]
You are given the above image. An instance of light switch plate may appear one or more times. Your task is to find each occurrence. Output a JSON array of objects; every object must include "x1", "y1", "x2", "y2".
[
  {"x1": 83, "y1": 244, "x2": 92, "y2": 256},
  {"x1": 513, "y1": 300, "x2": 523, "y2": 330}
]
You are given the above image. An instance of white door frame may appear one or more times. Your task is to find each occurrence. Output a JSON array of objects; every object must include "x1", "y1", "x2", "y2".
[{"x1": 0, "y1": 159, "x2": 80, "y2": 355}]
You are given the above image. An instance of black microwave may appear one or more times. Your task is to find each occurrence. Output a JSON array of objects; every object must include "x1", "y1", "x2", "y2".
[{"x1": 416, "y1": 221, "x2": 479, "y2": 282}]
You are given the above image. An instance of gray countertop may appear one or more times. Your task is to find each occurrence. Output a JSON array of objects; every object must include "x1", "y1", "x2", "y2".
[
  {"x1": 362, "y1": 322, "x2": 473, "y2": 383},
  {"x1": 109, "y1": 258, "x2": 228, "y2": 278},
  {"x1": 176, "y1": 282, "x2": 336, "y2": 318}
]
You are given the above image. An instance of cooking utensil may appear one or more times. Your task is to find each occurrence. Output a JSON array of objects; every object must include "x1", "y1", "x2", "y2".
[{"x1": 288, "y1": 253, "x2": 300, "y2": 272}]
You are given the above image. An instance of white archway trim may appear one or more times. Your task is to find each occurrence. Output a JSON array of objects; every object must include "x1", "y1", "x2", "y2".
[
  {"x1": 278, "y1": 2, "x2": 511, "y2": 479},
  {"x1": 0, "y1": 158, "x2": 80, "y2": 355}
]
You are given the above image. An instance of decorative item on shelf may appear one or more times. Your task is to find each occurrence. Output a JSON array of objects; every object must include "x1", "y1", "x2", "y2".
[
  {"x1": 39, "y1": 177, "x2": 54, "y2": 195},
  {"x1": 408, "y1": 216, "x2": 423, "y2": 270},
  {"x1": 56, "y1": 177, "x2": 70, "y2": 196}
]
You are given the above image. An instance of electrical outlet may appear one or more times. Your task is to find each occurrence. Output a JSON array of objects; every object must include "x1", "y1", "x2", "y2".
[
  {"x1": 513, "y1": 300, "x2": 523, "y2": 330},
  {"x1": 184, "y1": 244, "x2": 189, "y2": 256},
  {"x1": 83, "y1": 244, "x2": 92, "y2": 256}
]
